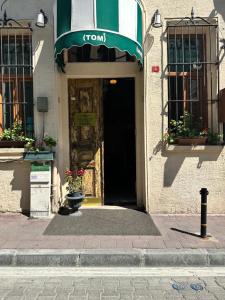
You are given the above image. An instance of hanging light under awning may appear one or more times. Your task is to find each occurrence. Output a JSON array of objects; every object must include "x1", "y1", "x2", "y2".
[{"x1": 53, "y1": 0, "x2": 143, "y2": 66}]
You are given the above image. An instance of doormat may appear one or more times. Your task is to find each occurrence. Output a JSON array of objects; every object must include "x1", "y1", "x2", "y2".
[{"x1": 44, "y1": 209, "x2": 161, "y2": 236}]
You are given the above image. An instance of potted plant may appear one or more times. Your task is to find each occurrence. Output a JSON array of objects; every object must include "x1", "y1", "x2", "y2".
[
  {"x1": 65, "y1": 168, "x2": 85, "y2": 213},
  {"x1": 0, "y1": 122, "x2": 34, "y2": 148},
  {"x1": 43, "y1": 135, "x2": 57, "y2": 151},
  {"x1": 167, "y1": 112, "x2": 208, "y2": 145},
  {"x1": 25, "y1": 135, "x2": 57, "y2": 152}
]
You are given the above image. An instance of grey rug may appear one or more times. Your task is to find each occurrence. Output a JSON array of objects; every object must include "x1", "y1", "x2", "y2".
[{"x1": 44, "y1": 209, "x2": 161, "y2": 236}]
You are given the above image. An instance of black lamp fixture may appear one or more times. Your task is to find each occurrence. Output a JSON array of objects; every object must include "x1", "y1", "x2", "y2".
[
  {"x1": 152, "y1": 9, "x2": 162, "y2": 28},
  {"x1": 36, "y1": 9, "x2": 48, "y2": 28}
]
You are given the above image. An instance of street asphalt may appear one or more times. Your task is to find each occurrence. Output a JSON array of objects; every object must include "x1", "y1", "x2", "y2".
[{"x1": 1, "y1": 267, "x2": 225, "y2": 299}]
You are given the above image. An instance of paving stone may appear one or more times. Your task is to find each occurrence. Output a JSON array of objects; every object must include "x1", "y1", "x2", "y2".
[
  {"x1": 117, "y1": 287, "x2": 134, "y2": 293},
  {"x1": 102, "y1": 280, "x2": 119, "y2": 284},
  {"x1": 119, "y1": 291, "x2": 133, "y2": 298},
  {"x1": 7, "y1": 288, "x2": 25, "y2": 296},
  {"x1": 132, "y1": 283, "x2": 149, "y2": 289},
  {"x1": 55, "y1": 296, "x2": 70, "y2": 300},
  {"x1": 24, "y1": 296, "x2": 39, "y2": 300},
  {"x1": 88, "y1": 279, "x2": 102, "y2": 286},
  {"x1": 102, "y1": 287, "x2": 117, "y2": 293},
  {"x1": 55, "y1": 287, "x2": 73, "y2": 294},
  {"x1": 43, "y1": 283, "x2": 58, "y2": 289},
  {"x1": 4, "y1": 297, "x2": 25, "y2": 300},
  {"x1": 69, "y1": 296, "x2": 88, "y2": 300},
  {"x1": 37, "y1": 297, "x2": 56, "y2": 300},
  {"x1": 87, "y1": 286, "x2": 103, "y2": 292},
  {"x1": 148, "y1": 290, "x2": 165, "y2": 298},
  {"x1": 120, "y1": 297, "x2": 134, "y2": 300},
  {"x1": 118, "y1": 280, "x2": 133, "y2": 287},
  {"x1": 87, "y1": 295, "x2": 101, "y2": 300},
  {"x1": 101, "y1": 297, "x2": 120, "y2": 300},
  {"x1": 181, "y1": 296, "x2": 198, "y2": 300},
  {"x1": 39, "y1": 289, "x2": 56, "y2": 297},
  {"x1": 102, "y1": 283, "x2": 118, "y2": 289},
  {"x1": 24, "y1": 288, "x2": 42, "y2": 296},
  {"x1": 101, "y1": 290, "x2": 120, "y2": 297},
  {"x1": 211, "y1": 293, "x2": 225, "y2": 299},
  {"x1": 70, "y1": 289, "x2": 87, "y2": 296},
  {"x1": 0, "y1": 290, "x2": 10, "y2": 297},
  {"x1": 134, "y1": 297, "x2": 152, "y2": 300}
]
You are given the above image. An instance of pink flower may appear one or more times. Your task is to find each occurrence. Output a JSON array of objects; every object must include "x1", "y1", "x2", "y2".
[
  {"x1": 77, "y1": 168, "x2": 85, "y2": 177},
  {"x1": 65, "y1": 170, "x2": 73, "y2": 176}
]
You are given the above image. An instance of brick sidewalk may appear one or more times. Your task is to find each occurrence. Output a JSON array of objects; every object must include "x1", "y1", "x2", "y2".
[{"x1": 0, "y1": 212, "x2": 224, "y2": 250}]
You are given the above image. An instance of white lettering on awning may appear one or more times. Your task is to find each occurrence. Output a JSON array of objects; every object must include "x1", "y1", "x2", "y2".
[{"x1": 83, "y1": 33, "x2": 106, "y2": 43}]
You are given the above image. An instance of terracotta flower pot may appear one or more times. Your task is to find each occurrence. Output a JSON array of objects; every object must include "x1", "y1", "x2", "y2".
[
  {"x1": 176, "y1": 137, "x2": 207, "y2": 146},
  {"x1": 0, "y1": 140, "x2": 26, "y2": 148}
]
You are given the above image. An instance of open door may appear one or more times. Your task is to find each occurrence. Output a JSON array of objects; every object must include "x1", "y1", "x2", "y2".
[
  {"x1": 103, "y1": 78, "x2": 136, "y2": 206},
  {"x1": 68, "y1": 79, "x2": 103, "y2": 206}
]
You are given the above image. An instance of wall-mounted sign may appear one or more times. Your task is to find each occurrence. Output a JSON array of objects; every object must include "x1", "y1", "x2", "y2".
[
  {"x1": 152, "y1": 66, "x2": 160, "y2": 73},
  {"x1": 74, "y1": 113, "x2": 97, "y2": 127}
]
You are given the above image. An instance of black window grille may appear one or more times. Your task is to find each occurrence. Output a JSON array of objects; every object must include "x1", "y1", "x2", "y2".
[
  {"x1": 167, "y1": 15, "x2": 219, "y2": 133},
  {"x1": 0, "y1": 26, "x2": 33, "y2": 136}
]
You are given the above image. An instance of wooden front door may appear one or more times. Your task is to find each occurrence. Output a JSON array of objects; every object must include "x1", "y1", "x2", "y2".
[{"x1": 68, "y1": 79, "x2": 103, "y2": 205}]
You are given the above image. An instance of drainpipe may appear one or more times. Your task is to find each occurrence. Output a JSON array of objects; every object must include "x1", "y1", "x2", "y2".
[{"x1": 142, "y1": 3, "x2": 150, "y2": 213}]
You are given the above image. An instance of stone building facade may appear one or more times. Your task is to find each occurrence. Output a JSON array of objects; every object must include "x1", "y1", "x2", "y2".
[{"x1": 0, "y1": 0, "x2": 225, "y2": 214}]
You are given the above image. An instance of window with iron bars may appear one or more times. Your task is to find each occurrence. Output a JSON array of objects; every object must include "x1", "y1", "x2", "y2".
[
  {"x1": 167, "y1": 17, "x2": 219, "y2": 136},
  {"x1": 0, "y1": 28, "x2": 33, "y2": 136}
]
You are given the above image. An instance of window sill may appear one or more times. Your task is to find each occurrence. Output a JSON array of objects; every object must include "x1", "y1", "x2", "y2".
[
  {"x1": 0, "y1": 148, "x2": 25, "y2": 160},
  {"x1": 165, "y1": 145, "x2": 224, "y2": 153}
]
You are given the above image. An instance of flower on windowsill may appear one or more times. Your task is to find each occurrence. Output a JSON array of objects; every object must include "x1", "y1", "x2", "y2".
[
  {"x1": 65, "y1": 168, "x2": 86, "y2": 195},
  {"x1": 200, "y1": 128, "x2": 208, "y2": 137}
]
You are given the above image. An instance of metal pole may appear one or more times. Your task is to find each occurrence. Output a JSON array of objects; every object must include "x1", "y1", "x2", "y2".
[{"x1": 200, "y1": 188, "x2": 209, "y2": 238}]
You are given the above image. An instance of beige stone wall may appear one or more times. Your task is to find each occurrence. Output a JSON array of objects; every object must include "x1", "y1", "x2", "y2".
[
  {"x1": 0, "y1": 150, "x2": 30, "y2": 213},
  {"x1": 144, "y1": 0, "x2": 225, "y2": 213},
  {"x1": 0, "y1": 0, "x2": 57, "y2": 213},
  {"x1": 1, "y1": 0, "x2": 225, "y2": 214}
]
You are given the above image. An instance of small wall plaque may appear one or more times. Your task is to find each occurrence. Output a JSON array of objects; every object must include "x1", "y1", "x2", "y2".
[
  {"x1": 152, "y1": 66, "x2": 160, "y2": 73},
  {"x1": 74, "y1": 113, "x2": 97, "y2": 127},
  {"x1": 37, "y1": 97, "x2": 48, "y2": 112}
]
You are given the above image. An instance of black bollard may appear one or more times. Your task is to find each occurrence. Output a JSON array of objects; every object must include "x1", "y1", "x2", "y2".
[{"x1": 200, "y1": 188, "x2": 209, "y2": 238}]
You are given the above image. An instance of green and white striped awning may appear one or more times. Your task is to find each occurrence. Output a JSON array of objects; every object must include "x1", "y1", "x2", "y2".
[{"x1": 54, "y1": 0, "x2": 143, "y2": 65}]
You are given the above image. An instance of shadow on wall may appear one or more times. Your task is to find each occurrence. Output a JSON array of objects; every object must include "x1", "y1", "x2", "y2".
[
  {"x1": 213, "y1": 1, "x2": 225, "y2": 22},
  {"x1": 162, "y1": 149, "x2": 222, "y2": 187},
  {"x1": 10, "y1": 162, "x2": 30, "y2": 214},
  {"x1": 153, "y1": 142, "x2": 222, "y2": 187}
]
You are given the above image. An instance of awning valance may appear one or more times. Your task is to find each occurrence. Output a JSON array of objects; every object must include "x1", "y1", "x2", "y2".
[{"x1": 54, "y1": 0, "x2": 143, "y2": 65}]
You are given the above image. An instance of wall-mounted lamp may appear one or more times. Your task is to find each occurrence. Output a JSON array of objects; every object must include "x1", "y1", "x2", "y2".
[
  {"x1": 36, "y1": 9, "x2": 48, "y2": 28},
  {"x1": 110, "y1": 79, "x2": 117, "y2": 85},
  {"x1": 220, "y1": 39, "x2": 225, "y2": 50},
  {"x1": 152, "y1": 9, "x2": 162, "y2": 28}
]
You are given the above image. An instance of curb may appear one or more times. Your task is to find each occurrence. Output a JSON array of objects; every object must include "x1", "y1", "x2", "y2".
[{"x1": 0, "y1": 249, "x2": 225, "y2": 267}]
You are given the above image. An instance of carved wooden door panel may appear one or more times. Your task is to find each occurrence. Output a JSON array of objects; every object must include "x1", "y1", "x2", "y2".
[{"x1": 68, "y1": 79, "x2": 102, "y2": 204}]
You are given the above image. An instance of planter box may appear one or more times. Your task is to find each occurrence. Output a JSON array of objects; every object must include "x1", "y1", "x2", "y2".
[
  {"x1": 0, "y1": 140, "x2": 26, "y2": 148},
  {"x1": 176, "y1": 137, "x2": 207, "y2": 146}
]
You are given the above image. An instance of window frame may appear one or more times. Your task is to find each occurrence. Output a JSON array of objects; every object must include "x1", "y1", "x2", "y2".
[
  {"x1": 166, "y1": 18, "x2": 219, "y2": 134},
  {"x1": 0, "y1": 29, "x2": 33, "y2": 136}
]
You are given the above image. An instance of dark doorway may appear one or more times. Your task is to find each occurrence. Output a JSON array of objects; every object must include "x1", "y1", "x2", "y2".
[{"x1": 103, "y1": 78, "x2": 136, "y2": 206}]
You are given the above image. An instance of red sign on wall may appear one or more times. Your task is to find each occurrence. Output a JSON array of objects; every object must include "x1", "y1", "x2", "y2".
[{"x1": 152, "y1": 66, "x2": 160, "y2": 73}]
